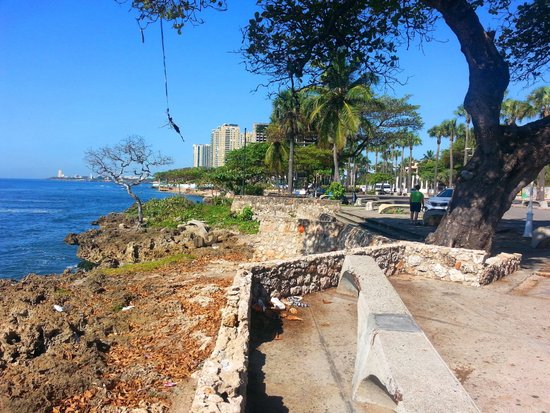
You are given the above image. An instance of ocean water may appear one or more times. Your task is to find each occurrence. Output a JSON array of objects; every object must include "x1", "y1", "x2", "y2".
[{"x1": 0, "y1": 179, "x2": 199, "y2": 280}]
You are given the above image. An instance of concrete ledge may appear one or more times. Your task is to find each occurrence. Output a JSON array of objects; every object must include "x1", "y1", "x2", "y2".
[
  {"x1": 338, "y1": 255, "x2": 480, "y2": 412},
  {"x1": 531, "y1": 226, "x2": 550, "y2": 248},
  {"x1": 378, "y1": 203, "x2": 408, "y2": 214}
]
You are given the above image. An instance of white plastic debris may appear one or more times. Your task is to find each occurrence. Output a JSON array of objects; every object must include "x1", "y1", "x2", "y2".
[
  {"x1": 270, "y1": 297, "x2": 286, "y2": 310},
  {"x1": 53, "y1": 304, "x2": 64, "y2": 312},
  {"x1": 121, "y1": 305, "x2": 135, "y2": 311}
]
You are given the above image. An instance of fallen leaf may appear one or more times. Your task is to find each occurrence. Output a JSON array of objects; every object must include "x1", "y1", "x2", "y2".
[{"x1": 286, "y1": 315, "x2": 303, "y2": 321}]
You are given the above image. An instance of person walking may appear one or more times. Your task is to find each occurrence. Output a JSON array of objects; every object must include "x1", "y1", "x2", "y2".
[{"x1": 409, "y1": 184, "x2": 424, "y2": 225}]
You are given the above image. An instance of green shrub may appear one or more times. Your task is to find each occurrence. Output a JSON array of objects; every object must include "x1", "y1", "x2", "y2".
[
  {"x1": 326, "y1": 182, "x2": 345, "y2": 200},
  {"x1": 125, "y1": 196, "x2": 259, "y2": 234}
]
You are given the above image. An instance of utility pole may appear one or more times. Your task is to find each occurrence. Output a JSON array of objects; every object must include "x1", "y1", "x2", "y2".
[{"x1": 241, "y1": 128, "x2": 247, "y2": 195}]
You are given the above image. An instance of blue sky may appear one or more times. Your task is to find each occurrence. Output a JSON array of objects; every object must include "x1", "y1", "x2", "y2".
[{"x1": 0, "y1": 1, "x2": 543, "y2": 178}]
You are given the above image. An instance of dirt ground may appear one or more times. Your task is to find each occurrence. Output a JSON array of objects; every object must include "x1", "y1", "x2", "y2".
[{"x1": 0, "y1": 241, "x2": 254, "y2": 413}]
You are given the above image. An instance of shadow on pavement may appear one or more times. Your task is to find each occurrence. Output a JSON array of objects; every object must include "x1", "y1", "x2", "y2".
[{"x1": 246, "y1": 310, "x2": 288, "y2": 413}]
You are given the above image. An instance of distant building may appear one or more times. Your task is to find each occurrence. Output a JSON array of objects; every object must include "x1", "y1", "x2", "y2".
[
  {"x1": 211, "y1": 124, "x2": 240, "y2": 167},
  {"x1": 249, "y1": 123, "x2": 269, "y2": 143},
  {"x1": 57, "y1": 169, "x2": 64, "y2": 178},
  {"x1": 193, "y1": 144, "x2": 212, "y2": 168}
]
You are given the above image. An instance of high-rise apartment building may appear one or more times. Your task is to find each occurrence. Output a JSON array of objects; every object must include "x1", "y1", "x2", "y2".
[
  {"x1": 193, "y1": 144, "x2": 212, "y2": 168},
  {"x1": 249, "y1": 123, "x2": 269, "y2": 143},
  {"x1": 211, "y1": 124, "x2": 240, "y2": 167}
]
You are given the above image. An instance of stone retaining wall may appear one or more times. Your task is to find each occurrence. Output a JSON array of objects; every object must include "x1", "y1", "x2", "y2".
[
  {"x1": 191, "y1": 270, "x2": 252, "y2": 413},
  {"x1": 231, "y1": 195, "x2": 341, "y2": 222},
  {"x1": 233, "y1": 195, "x2": 390, "y2": 259},
  {"x1": 189, "y1": 243, "x2": 521, "y2": 412}
]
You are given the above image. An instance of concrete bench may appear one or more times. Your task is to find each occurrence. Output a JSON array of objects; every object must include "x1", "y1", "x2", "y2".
[
  {"x1": 337, "y1": 256, "x2": 479, "y2": 412},
  {"x1": 378, "y1": 203, "x2": 408, "y2": 214},
  {"x1": 531, "y1": 226, "x2": 550, "y2": 248}
]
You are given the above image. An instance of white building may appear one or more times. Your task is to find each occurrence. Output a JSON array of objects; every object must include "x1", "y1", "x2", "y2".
[
  {"x1": 193, "y1": 144, "x2": 212, "y2": 168},
  {"x1": 211, "y1": 124, "x2": 240, "y2": 167}
]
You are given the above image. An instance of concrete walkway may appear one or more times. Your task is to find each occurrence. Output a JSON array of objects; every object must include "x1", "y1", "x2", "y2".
[
  {"x1": 246, "y1": 207, "x2": 550, "y2": 413},
  {"x1": 247, "y1": 289, "x2": 374, "y2": 413}
]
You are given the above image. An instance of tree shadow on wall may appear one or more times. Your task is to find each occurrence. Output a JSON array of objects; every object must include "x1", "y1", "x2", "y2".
[{"x1": 246, "y1": 309, "x2": 289, "y2": 413}]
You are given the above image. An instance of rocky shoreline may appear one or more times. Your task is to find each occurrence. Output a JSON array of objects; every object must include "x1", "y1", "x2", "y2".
[{"x1": 0, "y1": 213, "x2": 255, "y2": 413}]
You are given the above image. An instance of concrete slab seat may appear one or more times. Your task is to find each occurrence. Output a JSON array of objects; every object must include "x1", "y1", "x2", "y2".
[
  {"x1": 337, "y1": 255, "x2": 480, "y2": 413},
  {"x1": 531, "y1": 226, "x2": 550, "y2": 248},
  {"x1": 377, "y1": 203, "x2": 409, "y2": 214}
]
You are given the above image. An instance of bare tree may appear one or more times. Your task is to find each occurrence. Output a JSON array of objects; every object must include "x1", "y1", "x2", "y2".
[{"x1": 85, "y1": 136, "x2": 173, "y2": 224}]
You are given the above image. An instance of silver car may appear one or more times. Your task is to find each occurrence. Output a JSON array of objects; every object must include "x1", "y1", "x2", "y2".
[{"x1": 425, "y1": 188, "x2": 453, "y2": 211}]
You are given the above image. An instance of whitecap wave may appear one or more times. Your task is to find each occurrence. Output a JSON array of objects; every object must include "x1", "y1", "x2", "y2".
[{"x1": 0, "y1": 208, "x2": 55, "y2": 214}]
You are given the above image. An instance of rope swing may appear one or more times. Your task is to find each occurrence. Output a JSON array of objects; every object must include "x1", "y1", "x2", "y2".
[{"x1": 160, "y1": 18, "x2": 184, "y2": 142}]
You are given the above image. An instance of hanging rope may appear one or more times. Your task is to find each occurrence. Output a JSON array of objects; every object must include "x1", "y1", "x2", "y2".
[{"x1": 160, "y1": 18, "x2": 184, "y2": 142}]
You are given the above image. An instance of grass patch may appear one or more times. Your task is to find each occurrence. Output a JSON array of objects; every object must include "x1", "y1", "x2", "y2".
[
  {"x1": 100, "y1": 253, "x2": 195, "y2": 276},
  {"x1": 126, "y1": 196, "x2": 259, "y2": 234}
]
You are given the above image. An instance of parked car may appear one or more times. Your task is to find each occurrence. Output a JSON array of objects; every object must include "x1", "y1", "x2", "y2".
[
  {"x1": 425, "y1": 188, "x2": 454, "y2": 211},
  {"x1": 375, "y1": 182, "x2": 392, "y2": 194}
]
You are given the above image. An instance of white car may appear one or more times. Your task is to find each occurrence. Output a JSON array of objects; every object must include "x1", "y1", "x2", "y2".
[{"x1": 425, "y1": 188, "x2": 453, "y2": 211}]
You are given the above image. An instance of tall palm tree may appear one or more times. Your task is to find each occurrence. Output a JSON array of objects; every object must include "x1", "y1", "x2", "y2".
[
  {"x1": 271, "y1": 89, "x2": 306, "y2": 193},
  {"x1": 306, "y1": 53, "x2": 373, "y2": 182},
  {"x1": 264, "y1": 123, "x2": 288, "y2": 190},
  {"x1": 406, "y1": 132, "x2": 422, "y2": 190},
  {"x1": 428, "y1": 125, "x2": 444, "y2": 192},
  {"x1": 455, "y1": 105, "x2": 472, "y2": 164},
  {"x1": 440, "y1": 119, "x2": 458, "y2": 187}
]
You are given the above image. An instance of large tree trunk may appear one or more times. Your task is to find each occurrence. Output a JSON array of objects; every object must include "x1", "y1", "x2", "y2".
[
  {"x1": 125, "y1": 184, "x2": 143, "y2": 224},
  {"x1": 425, "y1": 0, "x2": 550, "y2": 251}
]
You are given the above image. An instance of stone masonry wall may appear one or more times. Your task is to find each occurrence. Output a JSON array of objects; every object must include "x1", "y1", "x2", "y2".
[
  {"x1": 189, "y1": 243, "x2": 521, "y2": 412},
  {"x1": 232, "y1": 195, "x2": 389, "y2": 259},
  {"x1": 191, "y1": 270, "x2": 251, "y2": 413},
  {"x1": 190, "y1": 243, "x2": 520, "y2": 412},
  {"x1": 231, "y1": 195, "x2": 341, "y2": 221}
]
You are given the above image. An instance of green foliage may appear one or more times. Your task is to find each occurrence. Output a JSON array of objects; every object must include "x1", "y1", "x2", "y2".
[
  {"x1": 155, "y1": 167, "x2": 208, "y2": 184},
  {"x1": 366, "y1": 172, "x2": 393, "y2": 185},
  {"x1": 101, "y1": 254, "x2": 195, "y2": 276},
  {"x1": 326, "y1": 182, "x2": 345, "y2": 200},
  {"x1": 126, "y1": 196, "x2": 259, "y2": 234},
  {"x1": 238, "y1": 206, "x2": 254, "y2": 221}
]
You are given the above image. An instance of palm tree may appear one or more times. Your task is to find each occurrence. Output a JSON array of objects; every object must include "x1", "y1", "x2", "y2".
[
  {"x1": 500, "y1": 98, "x2": 532, "y2": 125},
  {"x1": 527, "y1": 86, "x2": 550, "y2": 118},
  {"x1": 428, "y1": 125, "x2": 444, "y2": 192},
  {"x1": 271, "y1": 89, "x2": 306, "y2": 193},
  {"x1": 405, "y1": 132, "x2": 422, "y2": 191},
  {"x1": 455, "y1": 105, "x2": 472, "y2": 164},
  {"x1": 306, "y1": 53, "x2": 373, "y2": 182},
  {"x1": 423, "y1": 150, "x2": 435, "y2": 161},
  {"x1": 527, "y1": 86, "x2": 550, "y2": 200},
  {"x1": 264, "y1": 123, "x2": 288, "y2": 190},
  {"x1": 440, "y1": 119, "x2": 458, "y2": 187}
]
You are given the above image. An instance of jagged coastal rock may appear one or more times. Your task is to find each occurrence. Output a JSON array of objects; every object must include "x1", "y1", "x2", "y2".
[{"x1": 64, "y1": 213, "x2": 237, "y2": 268}]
